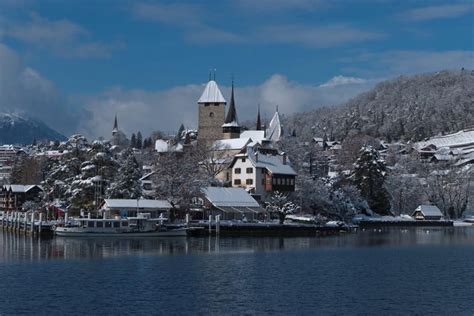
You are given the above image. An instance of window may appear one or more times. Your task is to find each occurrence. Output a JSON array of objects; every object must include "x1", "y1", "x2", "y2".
[
  {"x1": 214, "y1": 103, "x2": 219, "y2": 106},
  {"x1": 246, "y1": 168, "x2": 253, "y2": 174},
  {"x1": 272, "y1": 178, "x2": 276, "y2": 185},
  {"x1": 143, "y1": 183, "x2": 152, "y2": 190},
  {"x1": 262, "y1": 179, "x2": 265, "y2": 185},
  {"x1": 209, "y1": 112, "x2": 214, "y2": 117},
  {"x1": 235, "y1": 168, "x2": 241, "y2": 174},
  {"x1": 113, "y1": 222, "x2": 120, "y2": 228},
  {"x1": 261, "y1": 169, "x2": 265, "y2": 174},
  {"x1": 122, "y1": 221, "x2": 128, "y2": 227},
  {"x1": 242, "y1": 158, "x2": 246, "y2": 163},
  {"x1": 246, "y1": 179, "x2": 253, "y2": 185},
  {"x1": 96, "y1": 221, "x2": 103, "y2": 228},
  {"x1": 277, "y1": 178, "x2": 281, "y2": 185},
  {"x1": 234, "y1": 179, "x2": 241, "y2": 185},
  {"x1": 290, "y1": 179, "x2": 294, "y2": 185},
  {"x1": 88, "y1": 221, "x2": 95, "y2": 228},
  {"x1": 105, "y1": 221, "x2": 112, "y2": 228}
]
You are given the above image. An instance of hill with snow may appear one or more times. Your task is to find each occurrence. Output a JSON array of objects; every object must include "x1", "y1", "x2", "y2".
[
  {"x1": 0, "y1": 113, "x2": 66, "y2": 145},
  {"x1": 285, "y1": 70, "x2": 474, "y2": 142}
]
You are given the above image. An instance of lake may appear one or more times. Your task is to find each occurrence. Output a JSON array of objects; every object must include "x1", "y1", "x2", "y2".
[{"x1": 1, "y1": 227, "x2": 473, "y2": 315}]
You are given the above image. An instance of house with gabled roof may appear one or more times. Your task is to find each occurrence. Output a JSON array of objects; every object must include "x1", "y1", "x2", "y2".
[
  {"x1": 228, "y1": 146, "x2": 297, "y2": 200},
  {"x1": 1, "y1": 184, "x2": 43, "y2": 211}
]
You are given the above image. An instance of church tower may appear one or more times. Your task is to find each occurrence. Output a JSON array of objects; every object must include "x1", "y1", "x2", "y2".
[
  {"x1": 222, "y1": 81, "x2": 240, "y2": 139},
  {"x1": 197, "y1": 78, "x2": 226, "y2": 146}
]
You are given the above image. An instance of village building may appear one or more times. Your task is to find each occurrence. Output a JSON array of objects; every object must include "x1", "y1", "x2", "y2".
[
  {"x1": 412, "y1": 205, "x2": 444, "y2": 221},
  {"x1": 0, "y1": 185, "x2": 43, "y2": 212},
  {"x1": 228, "y1": 146, "x2": 297, "y2": 200},
  {"x1": 99, "y1": 199, "x2": 172, "y2": 218},
  {"x1": 202, "y1": 186, "x2": 264, "y2": 221},
  {"x1": 414, "y1": 128, "x2": 474, "y2": 165},
  {"x1": 110, "y1": 115, "x2": 130, "y2": 148},
  {"x1": 197, "y1": 79, "x2": 226, "y2": 146}
]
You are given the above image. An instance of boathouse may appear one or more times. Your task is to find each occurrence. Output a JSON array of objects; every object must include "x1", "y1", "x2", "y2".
[
  {"x1": 99, "y1": 199, "x2": 172, "y2": 218},
  {"x1": 202, "y1": 187, "x2": 264, "y2": 221},
  {"x1": 412, "y1": 205, "x2": 444, "y2": 221}
]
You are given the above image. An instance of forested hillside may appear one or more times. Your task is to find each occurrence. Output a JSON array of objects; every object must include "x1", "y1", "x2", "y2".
[{"x1": 285, "y1": 70, "x2": 474, "y2": 142}]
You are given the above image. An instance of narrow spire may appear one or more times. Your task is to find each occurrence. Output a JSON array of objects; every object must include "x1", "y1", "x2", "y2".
[
  {"x1": 208, "y1": 70, "x2": 212, "y2": 82},
  {"x1": 113, "y1": 115, "x2": 118, "y2": 130},
  {"x1": 276, "y1": 104, "x2": 279, "y2": 113},
  {"x1": 256, "y1": 104, "x2": 262, "y2": 131},
  {"x1": 213, "y1": 68, "x2": 216, "y2": 81},
  {"x1": 224, "y1": 79, "x2": 238, "y2": 124}
]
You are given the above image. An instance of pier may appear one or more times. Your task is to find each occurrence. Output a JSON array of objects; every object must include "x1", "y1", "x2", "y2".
[{"x1": 0, "y1": 211, "x2": 54, "y2": 236}]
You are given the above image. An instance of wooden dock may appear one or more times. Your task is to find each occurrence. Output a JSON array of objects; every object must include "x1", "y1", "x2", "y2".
[
  {"x1": 0, "y1": 212, "x2": 55, "y2": 236},
  {"x1": 357, "y1": 220, "x2": 453, "y2": 228}
]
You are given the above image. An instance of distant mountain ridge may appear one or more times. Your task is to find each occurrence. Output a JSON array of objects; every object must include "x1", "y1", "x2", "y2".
[
  {"x1": 0, "y1": 113, "x2": 66, "y2": 145},
  {"x1": 285, "y1": 70, "x2": 474, "y2": 142}
]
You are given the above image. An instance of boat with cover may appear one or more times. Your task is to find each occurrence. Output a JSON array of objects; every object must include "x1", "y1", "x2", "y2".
[{"x1": 54, "y1": 213, "x2": 187, "y2": 237}]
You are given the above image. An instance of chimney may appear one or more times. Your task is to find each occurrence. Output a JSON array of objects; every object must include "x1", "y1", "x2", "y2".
[
  {"x1": 254, "y1": 152, "x2": 259, "y2": 162},
  {"x1": 282, "y1": 152, "x2": 287, "y2": 165}
]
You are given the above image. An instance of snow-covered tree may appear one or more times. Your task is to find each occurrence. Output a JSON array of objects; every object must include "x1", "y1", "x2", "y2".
[
  {"x1": 106, "y1": 149, "x2": 142, "y2": 199},
  {"x1": 136, "y1": 131, "x2": 143, "y2": 149},
  {"x1": 153, "y1": 151, "x2": 207, "y2": 211},
  {"x1": 351, "y1": 146, "x2": 391, "y2": 215},
  {"x1": 265, "y1": 191, "x2": 299, "y2": 224}
]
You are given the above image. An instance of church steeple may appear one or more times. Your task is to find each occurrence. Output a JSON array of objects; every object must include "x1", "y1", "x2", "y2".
[
  {"x1": 256, "y1": 104, "x2": 262, "y2": 131},
  {"x1": 224, "y1": 80, "x2": 238, "y2": 125},
  {"x1": 222, "y1": 79, "x2": 240, "y2": 139},
  {"x1": 112, "y1": 115, "x2": 119, "y2": 136}
]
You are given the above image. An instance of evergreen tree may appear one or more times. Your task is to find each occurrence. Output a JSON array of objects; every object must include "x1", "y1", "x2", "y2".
[
  {"x1": 136, "y1": 131, "x2": 143, "y2": 149},
  {"x1": 130, "y1": 133, "x2": 137, "y2": 148},
  {"x1": 107, "y1": 149, "x2": 142, "y2": 199},
  {"x1": 351, "y1": 146, "x2": 391, "y2": 215},
  {"x1": 176, "y1": 124, "x2": 185, "y2": 141}
]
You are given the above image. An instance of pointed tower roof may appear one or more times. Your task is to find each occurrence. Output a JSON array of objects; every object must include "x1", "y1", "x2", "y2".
[
  {"x1": 256, "y1": 104, "x2": 262, "y2": 131},
  {"x1": 266, "y1": 109, "x2": 282, "y2": 142},
  {"x1": 112, "y1": 115, "x2": 119, "y2": 133},
  {"x1": 223, "y1": 81, "x2": 239, "y2": 127},
  {"x1": 198, "y1": 80, "x2": 226, "y2": 104}
]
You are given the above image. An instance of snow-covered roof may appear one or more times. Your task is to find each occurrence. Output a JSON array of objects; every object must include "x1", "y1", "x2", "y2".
[
  {"x1": 413, "y1": 205, "x2": 443, "y2": 217},
  {"x1": 103, "y1": 199, "x2": 172, "y2": 210},
  {"x1": 198, "y1": 80, "x2": 226, "y2": 104},
  {"x1": 247, "y1": 147, "x2": 297, "y2": 176},
  {"x1": 213, "y1": 138, "x2": 251, "y2": 151},
  {"x1": 266, "y1": 110, "x2": 282, "y2": 142},
  {"x1": 155, "y1": 139, "x2": 183, "y2": 153},
  {"x1": 240, "y1": 130, "x2": 266, "y2": 144},
  {"x1": 3, "y1": 184, "x2": 43, "y2": 193},
  {"x1": 203, "y1": 187, "x2": 260, "y2": 208},
  {"x1": 415, "y1": 129, "x2": 474, "y2": 150},
  {"x1": 222, "y1": 121, "x2": 240, "y2": 128}
]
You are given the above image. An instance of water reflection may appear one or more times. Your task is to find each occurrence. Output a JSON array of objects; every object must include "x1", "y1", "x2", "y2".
[{"x1": 1, "y1": 227, "x2": 473, "y2": 262}]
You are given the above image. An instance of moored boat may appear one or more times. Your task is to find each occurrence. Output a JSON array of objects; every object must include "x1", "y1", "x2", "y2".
[{"x1": 54, "y1": 213, "x2": 187, "y2": 237}]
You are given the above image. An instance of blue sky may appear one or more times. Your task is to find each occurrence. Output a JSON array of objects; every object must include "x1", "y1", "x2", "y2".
[{"x1": 0, "y1": 0, "x2": 472, "y2": 138}]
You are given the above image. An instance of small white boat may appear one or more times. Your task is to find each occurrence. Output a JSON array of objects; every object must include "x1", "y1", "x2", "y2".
[{"x1": 54, "y1": 213, "x2": 187, "y2": 237}]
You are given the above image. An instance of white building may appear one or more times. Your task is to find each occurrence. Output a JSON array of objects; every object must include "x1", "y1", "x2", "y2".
[{"x1": 228, "y1": 146, "x2": 297, "y2": 200}]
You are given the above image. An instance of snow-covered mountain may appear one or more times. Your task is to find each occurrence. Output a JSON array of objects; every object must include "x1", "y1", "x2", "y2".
[
  {"x1": 0, "y1": 113, "x2": 66, "y2": 145},
  {"x1": 285, "y1": 69, "x2": 474, "y2": 142}
]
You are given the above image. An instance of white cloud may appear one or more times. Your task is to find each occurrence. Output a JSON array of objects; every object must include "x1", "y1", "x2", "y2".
[
  {"x1": 256, "y1": 24, "x2": 386, "y2": 48},
  {"x1": 343, "y1": 50, "x2": 474, "y2": 77},
  {"x1": 132, "y1": 2, "x2": 243, "y2": 44},
  {"x1": 400, "y1": 4, "x2": 474, "y2": 21},
  {"x1": 78, "y1": 74, "x2": 377, "y2": 139},
  {"x1": 319, "y1": 75, "x2": 367, "y2": 87},
  {"x1": 235, "y1": 0, "x2": 325, "y2": 12},
  {"x1": 0, "y1": 43, "x2": 79, "y2": 134},
  {"x1": 6, "y1": 12, "x2": 114, "y2": 58}
]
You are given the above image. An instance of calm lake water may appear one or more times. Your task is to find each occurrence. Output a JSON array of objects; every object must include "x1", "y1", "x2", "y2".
[{"x1": 1, "y1": 228, "x2": 474, "y2": 315}]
